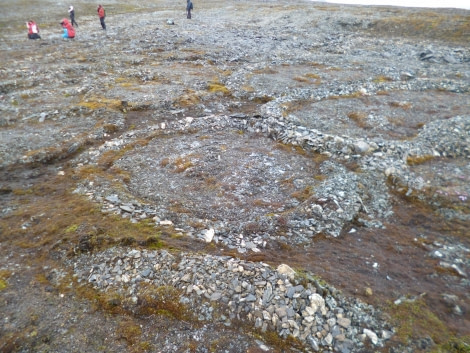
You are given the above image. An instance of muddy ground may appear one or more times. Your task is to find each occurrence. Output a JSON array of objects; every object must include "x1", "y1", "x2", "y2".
[{"x1": 0, "y1": 0, "x2": 469, "y2": 352}]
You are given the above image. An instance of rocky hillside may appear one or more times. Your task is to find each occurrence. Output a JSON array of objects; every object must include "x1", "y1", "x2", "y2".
[{"x1": 0, "y1": 0, "x2": 469, "y2": 352}]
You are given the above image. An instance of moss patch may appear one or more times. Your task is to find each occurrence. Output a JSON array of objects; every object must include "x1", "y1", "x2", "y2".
[
  {"x1": 207, "y1": 80, "x2": 231, "y2": 96},
  {"x1": 368, "y1": 12, "x2": 470, "y2": 44},
  {"x1": 347, "y1": 111, "x2": 369, "y2": 128},
  {"x1": 390, "y1": 298, "x2": 450, "y2": 345},
  {"x1": 78, "y1": 97, "x2": 124, "y2": 111},
  {"x1": 0, "y1": 270, "x2": 12, "y2": 291},
  {"x1": 406, "y1": 154, "x2": 435, "y2": 166}
]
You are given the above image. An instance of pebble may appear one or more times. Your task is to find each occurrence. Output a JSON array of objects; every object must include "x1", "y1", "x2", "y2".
[
  {"x1": 70, "y1": 248, "x2": 394, "y2": 352},
  {"x1": 74, "y1": 111, "x2": 469, "y2": 251},
  {"x1": 1, "y1": 3, "x2": 468, "y2": 353}
]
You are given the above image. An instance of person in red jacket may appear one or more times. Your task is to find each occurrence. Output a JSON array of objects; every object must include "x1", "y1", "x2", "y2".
[
  {"x1": 97, "y1": 5, "x2": 106, "y2": 30},
  {"x1": 60, "y1": 18, "x2": 75, "y2": 39},
  {"x1": 26, "y1": 20, "x2": 41, "y2": 39}
]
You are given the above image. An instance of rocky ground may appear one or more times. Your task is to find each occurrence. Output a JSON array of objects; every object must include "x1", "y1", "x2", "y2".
[{"x1": 0, "y1": 0, "x2": 469, "y2": 352}]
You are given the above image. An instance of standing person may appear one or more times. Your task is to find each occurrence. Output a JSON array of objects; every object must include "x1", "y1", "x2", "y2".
[
  {"x1": 97, "y1": 5, "x2": 106, "y2": 30},
  {"x1": 68, "y1": 5, "x2": 78, "y2": 27},
  {"x1": 61, "y1": 18, "x2": 75, "y2": 39},
  {"x1": 26, "y1": 20, "x2": 41, "y2": 39},
  {"x1": 186, "y1": 0, "x2": 193, "y2": 19}
]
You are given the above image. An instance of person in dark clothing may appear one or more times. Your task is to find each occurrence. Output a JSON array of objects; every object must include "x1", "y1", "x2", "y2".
[
  {"x1": 97, "y1": 5, "x2": 106, "y2": 30},
  {"x1": 68, "y1": 5, "x2": 78, "y2": 27},
  {"x1": 186, "y1": 0, "x2": 193, "y2": 19}
]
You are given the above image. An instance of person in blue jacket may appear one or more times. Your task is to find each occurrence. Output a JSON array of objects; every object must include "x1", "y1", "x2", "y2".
[{"x1": 186, "y1": 0, "x2": 193, "y2": 19}]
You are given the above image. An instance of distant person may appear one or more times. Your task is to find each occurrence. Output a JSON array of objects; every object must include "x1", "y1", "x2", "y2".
[
  {"x1": 61, "y1": 18, "x2": 75, "y2": 39},
  {"x1": 26, "y1": 20, "x2": 41, "y2": 39},
  {"x1": 97, "y1": 5, "x2": 106, "y2": 30},
  {"x1": 68, "y1": 5, "x2": 78, "y2": 27},
  {"x1": 186, "y1": 0, "x2": 193, "y2": 19}
]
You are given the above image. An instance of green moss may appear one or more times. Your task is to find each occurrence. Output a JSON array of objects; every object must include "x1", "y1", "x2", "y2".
[
  {"x1": 140, "y1": 235, "x2": 164, "y2": 250},
  {"x1": 433, "y1": 337, "x2": 470, "y2": 353},
  {"x1": 65, "y1": 224, "x2": 79, "y2": 233},
  {"x1": 406, "y1": 154, "x2": 434, "y2": 166},
  {"x1": 34, "y1": 273, "x2": 50, "y2": 285},
  {"x1": 173, "y1": 156, "x2": 194, "y2": 173},
  {"x1": 367, "y1": 12, "x2": 469, "y2": 44},
  {"x1": 255, "y1": 329, "x2": 306, "y2": 351},
  {"x1": 0, "y1": 270, "x2": 12, "y2": 290},
  {"x1": 390, "y1": 298, "x2": 450, "y2": 345},
  {"x1": 12, "y1": 188, "x2": 34, "y2": 196},
  {"x1": 373, "y1": 75, "x2": 393, "y2": 83},
  {"x1": 78, "y1": 97, "x2": 124, "y2": 111},
  {"x1": 136, "y1": 284, "x2": 195, "y2": 321},
  {"x1": 207, "y1": 81, "x2": 231, "y2": 96},
  {"x1": 139, "y1": 341, "x2": 152, "y2": 351},
  {"x1": 117, "y1": 320, "x2": 142, "y2": 345},
  {"x1": 328, "y1": 91, "x2": 364, "y2": 99}
]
